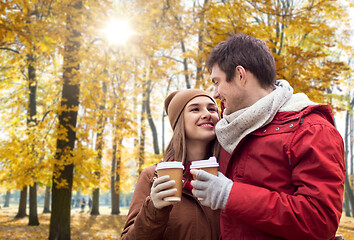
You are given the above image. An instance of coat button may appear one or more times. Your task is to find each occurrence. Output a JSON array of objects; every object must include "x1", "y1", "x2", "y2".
[
  {"x1": 263, "y1": 129, "x2": 266, "y2": 133},
  {"x1": 289, "y1": 124, "x2": 293, "y2": 128},
  {"x1": 275, "y1": 127, "x2": 280, "y2": 131}
]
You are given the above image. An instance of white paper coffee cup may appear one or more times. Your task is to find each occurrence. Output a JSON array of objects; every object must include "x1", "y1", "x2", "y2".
[
  {"x1": 190, "y1": 156, "x2": 219, "y2": 178},
  {"x1": 190, "y1": 157, "x2": 219, "y2": 201},
  {"x1": 156, "y1": 161, "x2": 184, "y2": 202}
]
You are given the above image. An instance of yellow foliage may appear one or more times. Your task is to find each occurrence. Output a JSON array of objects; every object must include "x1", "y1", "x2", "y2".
[{"x1": 0, "y1": 0, "x2": 352, "y2": 212}]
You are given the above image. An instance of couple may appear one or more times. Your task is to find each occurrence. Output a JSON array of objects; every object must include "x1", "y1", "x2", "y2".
[{"x1": 121, "y1": 33, "x2": 345, "y2": 240}]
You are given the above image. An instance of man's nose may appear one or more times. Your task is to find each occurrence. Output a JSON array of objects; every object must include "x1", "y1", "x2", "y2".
[{"x1": 213, "y1": 87, "x2": 220, "y2": 99}]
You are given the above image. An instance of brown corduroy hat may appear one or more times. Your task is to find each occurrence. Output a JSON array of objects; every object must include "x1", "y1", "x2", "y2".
[{"x1": 164, "y1": 89, "x2": 216, "y2": 129}]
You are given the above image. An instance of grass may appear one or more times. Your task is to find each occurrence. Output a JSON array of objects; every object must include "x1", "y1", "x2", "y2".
[
  {"x1": 0, "y1": 205, "x2": 353, "y2": 239},
  {"x1": 0, "y1": 205, "x2": 128, "y2": 240}
]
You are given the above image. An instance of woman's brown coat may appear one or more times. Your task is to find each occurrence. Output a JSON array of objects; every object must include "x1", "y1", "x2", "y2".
[{"x1": 121, "y1": 165, "x2": 220, "y2": 240}]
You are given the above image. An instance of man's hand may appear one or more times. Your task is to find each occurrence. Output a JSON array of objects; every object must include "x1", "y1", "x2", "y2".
[
  {"x1": 191, "y1": 170, "x2": 233, "y2": 210},
  {"x1": 150, "y1": 175, "x2": 177, "y2": 209}
]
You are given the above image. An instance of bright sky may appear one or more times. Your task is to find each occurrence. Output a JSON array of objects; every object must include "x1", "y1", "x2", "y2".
[{"x1": 101, "y1": 18, "x2": 135, "y2": 46}]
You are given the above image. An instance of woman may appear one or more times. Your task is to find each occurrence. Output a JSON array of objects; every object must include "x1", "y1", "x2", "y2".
[{"x1": 121, "y1": 89, "x2": 220, "y2": 240}]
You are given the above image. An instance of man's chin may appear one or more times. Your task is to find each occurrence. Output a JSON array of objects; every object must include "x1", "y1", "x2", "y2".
[{"x1": 223, "y1": 108, "x2": 231, "y2": 115}]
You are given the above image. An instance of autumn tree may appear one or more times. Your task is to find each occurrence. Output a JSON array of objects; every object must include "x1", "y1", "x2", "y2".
[
  {"x1": 66, "y1": 0, "x2": 139, "y2": 215},
  {"x1": 0, "y1": 1, "x2": 352, "y2": 232},
  {"x1": 203, "y1": 0, "x2": 351, "y2": 104},
  {"x1": 343, "y1": 58, "x2": 354, "y2": 217},
  {"x1": 108, "y1": 56, "x2": 137, "y2": 214},
  {"x1": 0, "y1": 0, "x2": 57, "y2": 223},
  {"x1": 49, "y1": 0, "x2": 83, "y2": 239},
  {"x1": 0, "y1": 1, "x2": 30, "y2": 220}
]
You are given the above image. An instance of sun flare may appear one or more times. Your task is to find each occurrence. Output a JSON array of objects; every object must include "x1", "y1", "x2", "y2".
[{"x1": 102, "y1": 18, "x2": 135, "y2": 46}]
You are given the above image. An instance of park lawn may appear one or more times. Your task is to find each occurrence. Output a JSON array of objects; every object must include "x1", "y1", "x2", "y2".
[
  {"x1": 0, "y1": 206, "x2": 127, "y2": 240},
  {"x1": 0, "y1": 206, "x2": 353, "y2": 239}
]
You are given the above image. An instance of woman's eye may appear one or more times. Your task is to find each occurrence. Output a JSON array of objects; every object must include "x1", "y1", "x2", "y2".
[
  {"x1": 209, "y1": 108, "x2": 217, "y2": 112},
  {"x1": 191, "y1": 108, "x2": 199, "y2": 112}
]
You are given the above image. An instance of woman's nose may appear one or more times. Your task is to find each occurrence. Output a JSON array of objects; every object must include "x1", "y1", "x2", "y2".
[{"x1": 201, "y1": 109, "x2": 211, "y2": 119}]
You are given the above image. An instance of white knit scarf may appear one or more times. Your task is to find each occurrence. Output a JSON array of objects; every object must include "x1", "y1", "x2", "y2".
[{"x1": 215, "y1": 80, "x2": 317, "y2": 154}]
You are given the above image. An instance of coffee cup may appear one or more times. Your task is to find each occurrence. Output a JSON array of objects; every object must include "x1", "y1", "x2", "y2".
[
  {"x1": 190, "y1": 156, "x2": 219, "y2": 179},
  {"x1": 156, "y1": 161, "x2": 185, "y2": 202},
  {"x1": 190, "y1": 157, "x2": 219, "y2": 201}
]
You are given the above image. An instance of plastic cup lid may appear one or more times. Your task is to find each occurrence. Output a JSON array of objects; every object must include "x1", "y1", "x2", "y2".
[
  {"x1": 190, "y1": 156, "x2": 219, "y2": 169},
  {"x1": 156, "y1": 161, "x2": 185, "y2": 170}
]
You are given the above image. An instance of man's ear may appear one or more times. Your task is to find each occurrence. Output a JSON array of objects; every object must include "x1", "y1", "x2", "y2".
[{"x1": 235, "y1": 65, "x2": 247, "y2": 86}]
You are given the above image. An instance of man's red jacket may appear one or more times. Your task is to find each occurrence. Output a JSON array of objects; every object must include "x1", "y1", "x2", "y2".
[{"x1": 219, "y1": 105, "x2": 345, "y2": 240}]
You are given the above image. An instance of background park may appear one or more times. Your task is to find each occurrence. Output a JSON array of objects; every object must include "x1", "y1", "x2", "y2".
[{"x1": 0, "y1": 0, "x2": 354, "y2": 239}]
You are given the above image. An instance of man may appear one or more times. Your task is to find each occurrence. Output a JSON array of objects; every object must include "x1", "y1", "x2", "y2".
[{"x1": 191, "y1": 33, "x2": 345, "y2": 240}]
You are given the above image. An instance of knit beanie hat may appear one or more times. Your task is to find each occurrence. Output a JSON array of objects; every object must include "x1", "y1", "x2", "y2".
[{"x1": 164, "y1": 89, "x2": 216, "y2": 129}]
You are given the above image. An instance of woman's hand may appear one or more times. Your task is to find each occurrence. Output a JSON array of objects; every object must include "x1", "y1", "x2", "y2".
[{"x1": 150, "y1": 175, "x2": 177, "y2": 209}]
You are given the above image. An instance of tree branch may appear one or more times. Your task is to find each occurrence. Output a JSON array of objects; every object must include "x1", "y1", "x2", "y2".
[
  {"x1": 161, "y1": 55, "x2": 184, "y2": 64},
  {"x1": 0, "y1": 47, "x2": 20, "y2": 54}
]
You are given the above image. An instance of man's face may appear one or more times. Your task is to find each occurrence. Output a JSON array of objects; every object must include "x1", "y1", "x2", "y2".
[{"x1": 210, "y1": 64, "x2": 246, "y2": 115}]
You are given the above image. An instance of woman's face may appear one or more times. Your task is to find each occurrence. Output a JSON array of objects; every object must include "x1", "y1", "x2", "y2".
[{"x1": 183, "y1": 96, "x2": 219, "y2": 143}]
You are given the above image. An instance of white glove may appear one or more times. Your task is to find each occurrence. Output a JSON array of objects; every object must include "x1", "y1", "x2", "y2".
[
  {"x1": 191, "y1": 170, "x2": 233, "y2": 210},
  {"x1": 150, "y1": 175, "x2": 177, "y2": 209}
]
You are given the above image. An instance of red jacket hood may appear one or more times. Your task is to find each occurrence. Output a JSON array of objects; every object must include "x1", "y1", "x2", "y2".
[{"x1": 272, "y1": 104, "x2": 335, "y2": 126}]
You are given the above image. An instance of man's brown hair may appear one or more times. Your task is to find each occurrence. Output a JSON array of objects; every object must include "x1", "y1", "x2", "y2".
[{"x1": 207, "y1": 33, "x2": 276, "y2": 89}]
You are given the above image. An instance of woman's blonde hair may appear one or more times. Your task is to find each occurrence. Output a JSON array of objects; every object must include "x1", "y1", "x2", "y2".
[{"x1": 163, "y1": 109, "x2": 220, "y2": 165}]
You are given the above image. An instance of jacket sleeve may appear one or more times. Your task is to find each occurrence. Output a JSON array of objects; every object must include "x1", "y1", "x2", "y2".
[
  {"x1": 121, "y1": 166, "x2": 173, "y2": 240},
  {"x1": 224, "y1": 122, "x2": 345, "y2": 240}
]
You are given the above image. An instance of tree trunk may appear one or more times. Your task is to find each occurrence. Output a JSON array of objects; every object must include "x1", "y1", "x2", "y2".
[
  {"x1": 75, "y1": 190, "x2": 81, "y2": 208},
  {"x1": 344, "y1": 191, "x2": 350, "y2": 217},
  {"x1": 111, "y1": 134, "x2": 118, "y2": 215},
  {"x1": 180, "y1": 40, "x2": 191, "y2": 89},
  {"x1": 348, "y1": 99, "x2": 354, "y2": 216},
  {"x1": 29, "y1": 182, "x2": 39, "y2": 225},
  {"x1": 350, "y1": 110, "x2": 353, "y2": 175},
  {"x1": 3, "y1": 190, "x2": 10, "y2": 207},
  {"x1": 49, "y1": 2, "x2": 82, "y2": 239},
  {"x1": 50, "y1": 165, "x2": 75, "y2": 240},
  {"x1": 91, "y1": 124, "x2": 102, "y2": 216},
  {"x1": 344, "y1": 109, "x2": 354, "y2": 217},
  {"x1": 43, "y1": 186, "x2": 51, "y2": 213},
  {"x1": 344, "y1": 175, "x2": 354, "y2": 217},
  {"x1": 138, "y1": 88, "x2": 146, "y2": 175},
  {"x1": 90, "y1": 81, "x2": 106, "y2": 216},
  {"x1": 145, "y1": 80, "x2": 160, "y2": 155},
  {"x1": 91, "y1": 188, "x2": 100, "y2": 215},
  {"x1": 161, "y1": 79, "x2": 172, "y2": 152},
  {"x1": 195, "y1": 0, "x2": 208, "y2": 89},
  {"x1": 27, "y1": 52, "x2": 39, "y2": 226},
  {"x1": 15, "y1": 186, "x2": 27, "y2": 218},
  {"x1": 162, "y1": 109, "x2": 166, "y2": 152},
  {"x1": 133, "y1": 77, "x2": 139, "y2": 149},
  {"x1": 111, "y1": 134, "x2": 122, "y2": 215},
  {"x1": 90, "y1": 124, "x2": 103, "y2": 216}
]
